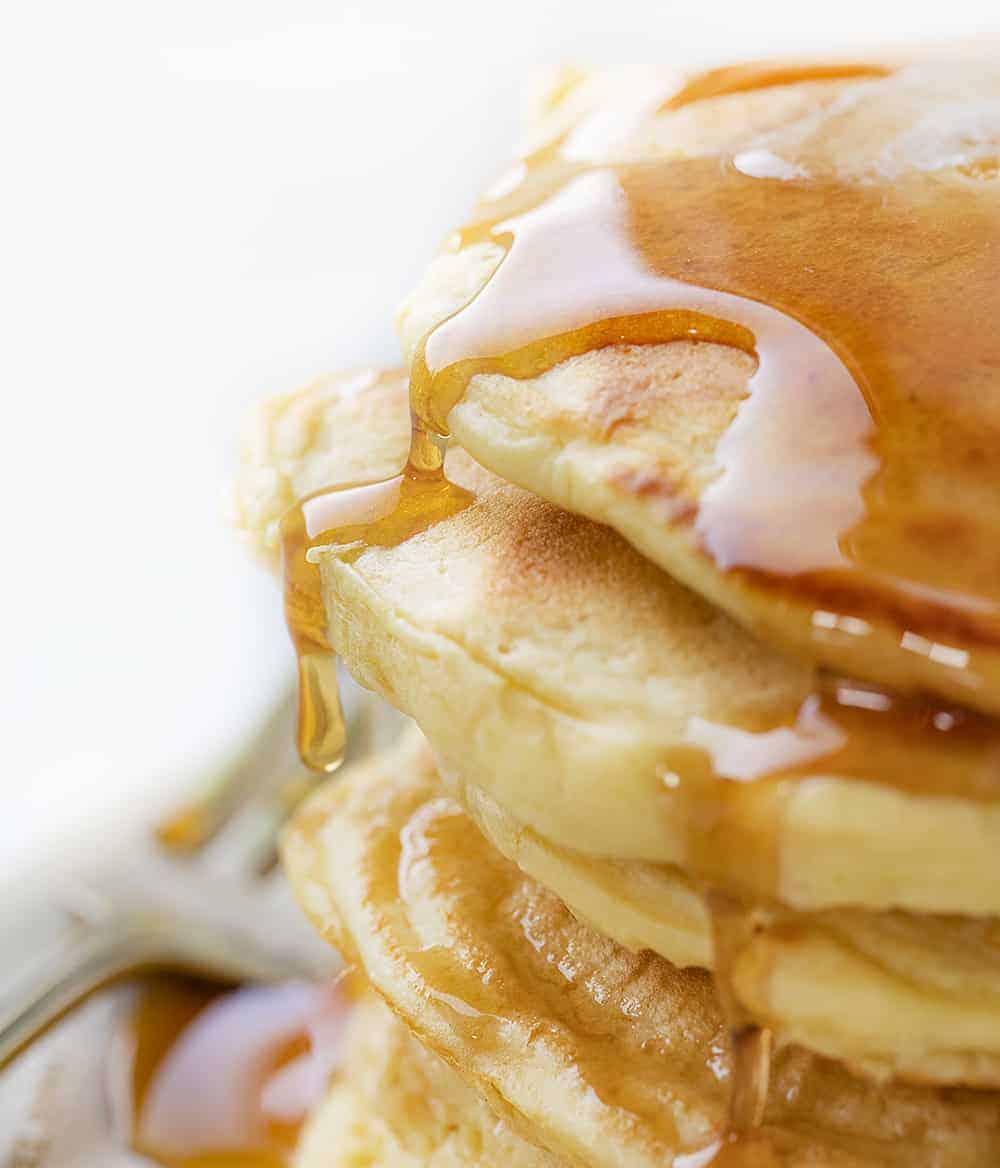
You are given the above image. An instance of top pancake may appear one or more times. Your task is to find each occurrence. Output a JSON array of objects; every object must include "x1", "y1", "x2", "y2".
[{"x1": 397, "y1": 61, "x2": 1000, "y2": 714}]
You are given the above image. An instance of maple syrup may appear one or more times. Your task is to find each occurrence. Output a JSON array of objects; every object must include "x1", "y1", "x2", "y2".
[
  {"x1": 120, "y1": 977, "x2": 346, "y2": 1168},
  {"x1": 281, "y1": 415, "x2": 472, "y2": 772},
  {"x1": 652, "y1": 671, "x2": 1000, "y2": 911},
  {"x1": 419, "y1": 108, "x2": 1000, "y2": 618}
]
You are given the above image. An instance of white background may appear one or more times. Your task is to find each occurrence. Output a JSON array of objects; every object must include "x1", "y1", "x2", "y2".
[{"x1": 2, "y1": 0, "x2": 997, "y2": 884}]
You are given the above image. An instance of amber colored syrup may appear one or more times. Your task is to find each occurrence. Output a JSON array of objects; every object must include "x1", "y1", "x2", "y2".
[
  {"x1": 282, "y1": 501, "x2": 348, "y2": 775},
  {"x1": 420, "y1": 131, "x2": 1000, "y2": 626},
  {"x1": 652, "y1": 672, "x2": 1000, "y2": 913},
  {"x1": 281, "y1": 420, "x2": 472, "y2": 772},
  {"x1": 278, "y1": 60, "x2": 1000, "y2": 1151},
  {"x1": 122, "y1": 978, "x2": 345, "y2": 1168}
]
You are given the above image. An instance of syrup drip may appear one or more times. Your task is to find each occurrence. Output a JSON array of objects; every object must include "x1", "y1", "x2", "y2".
[
  {"x1": 281, "y1": 421, "x2": 472, "y2": 772},
  {"x1": 282, "y1": 505, "x2": 347, "y2": 774},
  {"x1": 671, "y1": 899, "x2": 777, "y2": 1165},
  {"x1": 708, "y1": 895, "x2": 773, "y2": 1134},
  {"x1": 121, "y1": 978, "x2": 346, "y2": 1168}
]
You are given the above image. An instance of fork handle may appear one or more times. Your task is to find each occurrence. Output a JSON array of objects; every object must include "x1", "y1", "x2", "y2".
[
  {"x1": 0, "y1": 921, "x2": 154, "y2": 1070},
  {"x1": 0, "y1": 906, "x2": 332, "y2": 1071}
]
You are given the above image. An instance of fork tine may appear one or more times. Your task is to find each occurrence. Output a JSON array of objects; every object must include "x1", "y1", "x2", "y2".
[
  {"x1": 199, "y1": 691, "x2": 410, "y2": 878},
  {"x1": 194, "y1": 771, "x2": 312, "y2": 878},
  {"x1": 156, "y1": 687, "x2": 297, "y2": 853},
  {"x1": 251, "y1": 774, "x2": 318, "y2": 877}
]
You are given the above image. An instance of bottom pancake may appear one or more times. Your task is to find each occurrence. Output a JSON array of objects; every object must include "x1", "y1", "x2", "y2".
[
  {"x1": 297, "y1": 995, "x2": 561, "y2": 1167},
  {"x1": 283, "y1": 736, "x2": 1000, "y2": 1168}
]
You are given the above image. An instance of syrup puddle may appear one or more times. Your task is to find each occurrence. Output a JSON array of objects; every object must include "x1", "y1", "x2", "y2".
[{"x1": 113, "y1": 977, "x2": 346, "y2": 1167}]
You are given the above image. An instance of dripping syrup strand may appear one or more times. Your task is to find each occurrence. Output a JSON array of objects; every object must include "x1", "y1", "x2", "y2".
[
  {"x1": 282, "y1": 501, "x2": 347, "y2": 774},
  {"x1": 708, "y1": 892, "x2": 773, "y2": 1138},
  {"x1": 281, "y1": 420, "x2": 471, "y2": 774}
]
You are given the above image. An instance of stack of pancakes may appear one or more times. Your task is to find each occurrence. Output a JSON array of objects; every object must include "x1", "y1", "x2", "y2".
[{"x1": 234, "y1": 59, "x2": 1000, "y2": 1166}]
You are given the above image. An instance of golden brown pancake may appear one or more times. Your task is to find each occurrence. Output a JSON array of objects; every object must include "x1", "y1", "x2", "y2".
[
  {"x1": 237, "y1": 368, "x2": 1000, "y2": 919},
  {"x1": 283, "y1": 736, "x2": 1000, "y2": 1167},
  {"x1": 396, "y1": 61, "x2": 1000, "y2": 716}
]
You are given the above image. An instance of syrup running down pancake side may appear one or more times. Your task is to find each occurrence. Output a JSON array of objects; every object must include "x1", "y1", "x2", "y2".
[
  {"x1": 278, "y1": 60, "x2": 1000, "y2": 1156},
  {"x1": 282, "y1": 733, "x2": 1000, "y2": 1168},
  {"x1": 282, "y1": 417, "x2": 472, "y2": 771}
]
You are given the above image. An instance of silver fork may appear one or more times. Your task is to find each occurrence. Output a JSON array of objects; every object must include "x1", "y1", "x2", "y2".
[{"x1": 0, "y1": 674, "x2": 398, "y2": 1071}]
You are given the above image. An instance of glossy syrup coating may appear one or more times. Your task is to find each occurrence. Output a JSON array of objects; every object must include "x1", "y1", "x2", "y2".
[{"x1": 281, "y1": 418, "x2": 471, "y2": 771}]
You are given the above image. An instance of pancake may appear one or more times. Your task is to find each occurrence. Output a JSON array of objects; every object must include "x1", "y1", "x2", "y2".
[
  {"x1": 296, "y1": 994, "x2": 560, "y2": 1168},
  {"x1": 395, "y1": 61, "x2": 1000, "y2": 716},
  {"x1": 238, "y1": 367, "x2": 1000, "y2": 918},
  {"x1": 282, "y1": 736, "x2": 1000, "y2": 1167},
  {"x1": 233, "y1": 368, "x2": 412, "y2": 563}
]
